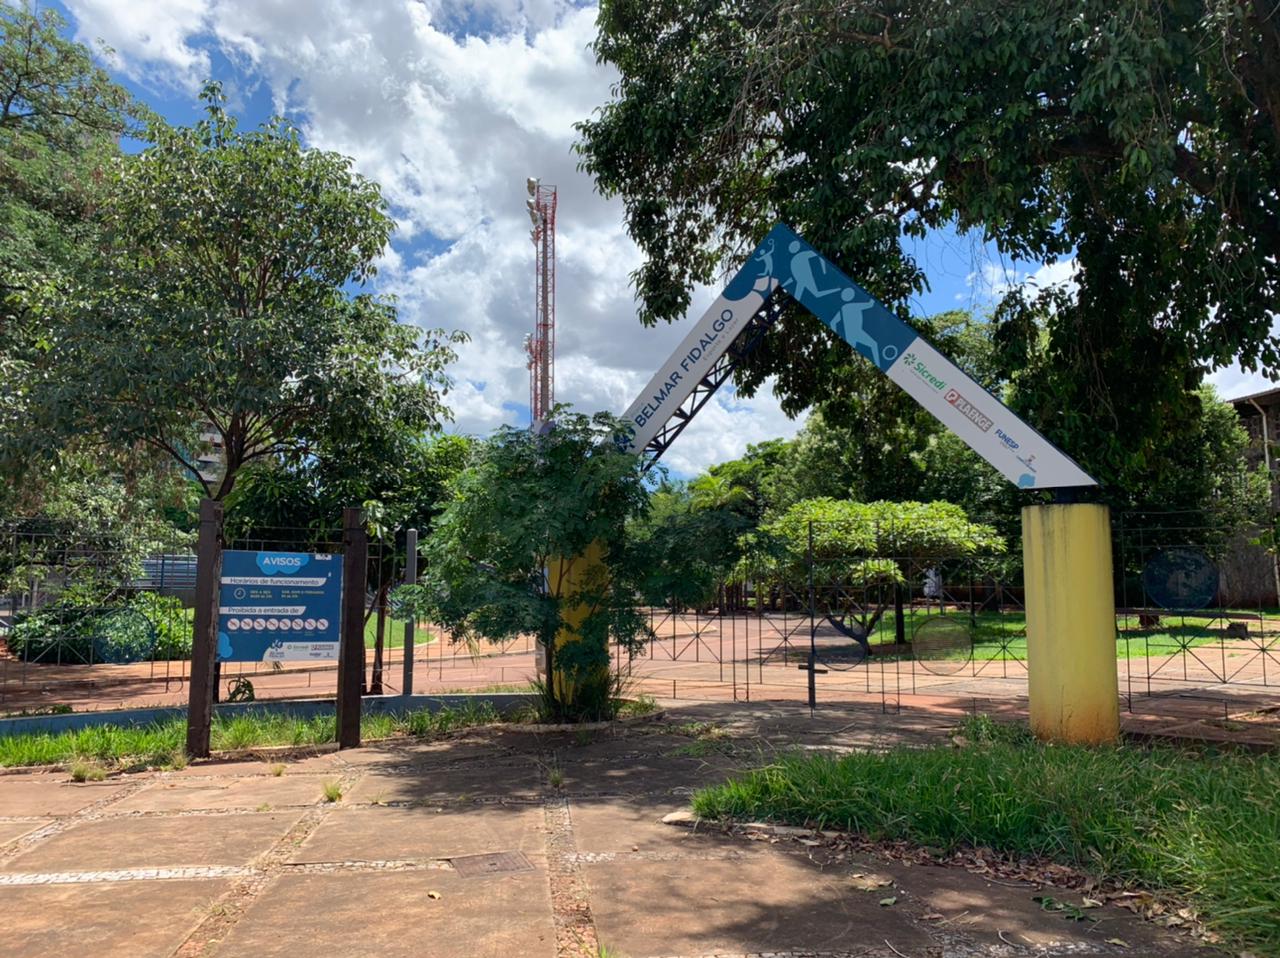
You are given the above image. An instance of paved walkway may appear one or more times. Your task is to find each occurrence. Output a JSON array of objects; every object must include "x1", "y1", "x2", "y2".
[{"x1": 0, "y1": 703, "x2": 1221, "y2": 958}]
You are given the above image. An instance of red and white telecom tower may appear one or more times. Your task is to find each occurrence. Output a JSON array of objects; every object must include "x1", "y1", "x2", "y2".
[{"x1": 524, "y1": 177, "x2": 557, "y2": 425}]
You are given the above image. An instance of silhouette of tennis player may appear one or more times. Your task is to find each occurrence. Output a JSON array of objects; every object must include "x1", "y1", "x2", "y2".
[{"x1": 751, "y1": 238, "x2": 777, "y2": 295}]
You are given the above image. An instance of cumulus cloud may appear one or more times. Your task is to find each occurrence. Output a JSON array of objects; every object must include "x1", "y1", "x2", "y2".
[{"x1": 64, "y1": 0, "x2": 805, "y2": 474}]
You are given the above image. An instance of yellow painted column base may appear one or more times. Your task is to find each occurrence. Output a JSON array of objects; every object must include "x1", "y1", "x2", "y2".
[
  {"x1": 1022, "y1": 503, "x2": 1120, "y2": 744},
  {"x1": 547, "y1": 540, "x2": 608, "y2": 703}
]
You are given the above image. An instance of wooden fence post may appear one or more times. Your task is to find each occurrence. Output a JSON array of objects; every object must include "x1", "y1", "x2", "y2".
[
  {"x1": 186, "y1": 498, "x2": 224, "y2": 758},
  {"x1": 336, "y1": 507, "x2": 367, "y2": 749}
]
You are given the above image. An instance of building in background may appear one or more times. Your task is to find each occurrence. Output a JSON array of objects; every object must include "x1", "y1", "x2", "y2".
[{"x1": 1233, "y1": 386, "x2": 1280, "y2": 512}]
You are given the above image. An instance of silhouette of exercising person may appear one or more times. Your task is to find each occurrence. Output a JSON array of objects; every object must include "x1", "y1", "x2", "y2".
[
  {"x1": 831, "y1": 288, "x2": 880, "y2": 366},
  {"x1": 752, "y1": 238, "x2": 776, "y2": 294},
  {"x1": 784, "y1": 240, "x2": 840, "y2": 307}
]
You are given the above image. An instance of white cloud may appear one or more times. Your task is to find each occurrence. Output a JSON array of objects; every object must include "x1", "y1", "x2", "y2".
[
  {"x1": 1208, "y1": 315, "x2": 1280, "y2": 400},
  {"x1": 68, "y1": 0, "x2": 211, "y2": 90},
  {"x1": 65, "y1": 0, "x2": 805, "y2": 474}
]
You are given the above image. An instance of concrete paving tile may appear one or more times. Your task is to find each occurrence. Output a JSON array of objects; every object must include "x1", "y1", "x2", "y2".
[
  {"x1": 2, "y1": 878, "x2": 228, "y2": 958},
  {"x1": 3, "y1": 811, "x2": 302, "y2": 872},
  {"x1": 0, "y1": 818, "x2": 51, "y2": 843},
  {"x1": 215, "y1": 869, "x2": 555, "y2": 958},
  {"x1": 171, "y1": 759, "x2": 288, "y2": 778},
  {"x1": 345, "y1": 761, "x2": 542, "y2": 804},
  {"x1": 289, "y1": 804, "x2": 546, "y2": 863},
  {"x1": 897, "y1": 864, "x2": 1219, "y2": 955},
  {"x1": 557, "y1": 754, "x2": 741, "y2": 795},
  {"x1": 0, "y1": 777, "x2": 124, "y2": 817},
  {"x1": 113, "y1": 774, "x2": 327, "y2": 812},
  {"x1": 569, "y1": 797, "x2": 735, "y2": 856},
  {"x1": 584, "y1": 854, "x2": 935, "y2": 958}
]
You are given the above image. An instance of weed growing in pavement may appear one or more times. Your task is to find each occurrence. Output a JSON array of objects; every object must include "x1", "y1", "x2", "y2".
[
  {"x1": 321, "y1": 781, "x2": 342, "y2": 803},
  {"x1": 69, "y1": 759, "x2": 106, "y2": 782}
]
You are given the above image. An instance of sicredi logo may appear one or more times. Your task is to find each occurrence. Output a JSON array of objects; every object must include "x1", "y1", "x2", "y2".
[
  {"x1": 901, "y1": 352, "x2": 945, "y2": 390},
  {"x1": 944, "y1": 388, "x2": 994, "y2": 432}
]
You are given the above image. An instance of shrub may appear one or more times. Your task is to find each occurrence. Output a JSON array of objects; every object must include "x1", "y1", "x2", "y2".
[{"x1": 4, "y1": 592, "x2": 192, "y2": 662}]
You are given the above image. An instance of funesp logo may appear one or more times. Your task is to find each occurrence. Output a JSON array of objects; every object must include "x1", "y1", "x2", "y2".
[{"x1": 995, "y1": 429, "x2": 1020, "y2": 451}]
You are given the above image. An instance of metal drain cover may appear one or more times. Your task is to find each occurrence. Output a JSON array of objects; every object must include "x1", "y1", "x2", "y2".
[{"x1": 450, "y1": 851, "x2": 534, "y2": 877}]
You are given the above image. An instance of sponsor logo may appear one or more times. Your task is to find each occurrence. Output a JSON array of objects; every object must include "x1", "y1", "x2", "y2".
[
  {"x1": 995, "y1": 428, "x2": 1020, "y2": 451},
  {"x1": 900, "y1": 352, "x2": 947, "y2": 391},
  {"x1": 1017, "y1": 454, "x2": 1038, "y2": 473},
  {"x1": 943, "y1": 388, "x2": 993, "y2": 432}
]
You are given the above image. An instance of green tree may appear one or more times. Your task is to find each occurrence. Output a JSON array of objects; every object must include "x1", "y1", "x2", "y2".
[
  {"x1": 396, "y1": 413, "x2": 653, "y2": 721},
  {"x1": 7, "y1": 84, "x2": 461, "y2": 499},
  {"x1": 737, "y1": 497, "x2": 1004, "y2": 643},
  {"x1": 578, "y1": 0, "x2": 1280, "y2": 492},
  {"x1": 632, "y1": 482, "x2": 750, "y2": 610},
  {"x1": 0, "y1": 6, "x2": 145, "y2": 462}
]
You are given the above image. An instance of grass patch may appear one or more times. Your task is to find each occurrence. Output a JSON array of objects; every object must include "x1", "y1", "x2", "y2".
[
  {"x1": 0, "y1": 702, "x2": 502, "y2": 770},
  {"x1": 616, "y1": 695, "x2": 659, "y2": 718},
  {"x1": 692, "y1": 715, "x2": 1280, "y2": 954},
  {"x1": 855, "y1": 610, "x2": 1259, "y2": 662},
  {"x1": 321, "y1": 780, "x2": 342, "y2": 803},
  {"x1": 362, "y1": 617, "x2": 433, "y2": 650},
  {"x1": 69, "y1": 759, "x2": 106, "y2": 782}
]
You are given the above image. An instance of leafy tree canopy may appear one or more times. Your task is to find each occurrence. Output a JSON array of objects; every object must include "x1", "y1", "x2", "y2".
[
  {"x1": 578, "y1": 0, "x2": 1280, "y2": 490},
  {"x1": 630, "y1": 481, "x2": 750, "y2": 608},
  {"x1": 396, "y1": 412, "x2": 653, "y2": 719},
  {"x1": 741, "y1": 497, "x2": 1005, "y2": 582},
  {"x1": 1, "y1": 5, "x2": 146, "y2": 433},
  {"x1": 6, "y1": 83, "x2": 462, "y2": 499}
]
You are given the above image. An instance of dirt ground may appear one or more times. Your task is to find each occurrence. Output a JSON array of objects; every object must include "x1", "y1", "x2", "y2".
[{"x1": 0, "y1": 701, "x2": 1228, "y2": 958}]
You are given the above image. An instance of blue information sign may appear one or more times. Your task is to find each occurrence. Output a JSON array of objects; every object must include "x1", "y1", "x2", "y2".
[{"x1": 217, "y1": 550, "x2": 343, "y2": 662}]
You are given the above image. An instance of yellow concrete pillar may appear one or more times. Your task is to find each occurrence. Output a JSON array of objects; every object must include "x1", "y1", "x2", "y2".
[
  {"x1": 546, "y1": 540, "x2": 607, "y2": 702},
  {"x1": 1021, "y1": 503, "x2": 1120, "y2": 744}
]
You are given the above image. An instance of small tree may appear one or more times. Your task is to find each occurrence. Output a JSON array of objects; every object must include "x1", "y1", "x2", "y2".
[
  {"x1": 630, "y1": 483, "x2": 749, "y2": 612},
  {"x1": 736, "y1": 498, "x2": 1004, "y2": 644},
  {"x1": 396, "y1": 412, "x2": 652, "y2": 721},
  {"x1": 9, "y1": 83, "x2": 461, "y2": 499}
]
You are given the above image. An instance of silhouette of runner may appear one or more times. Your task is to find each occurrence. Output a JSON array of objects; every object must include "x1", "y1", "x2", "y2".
[
  {"x1": 784, "y1": 240, "x2": 840, "y2": 306},
  {"x1": 832, "y1": 288, "x2": 880, "y2": 366}
]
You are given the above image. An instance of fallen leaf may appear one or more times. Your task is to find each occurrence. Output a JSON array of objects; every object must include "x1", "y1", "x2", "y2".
[
  {"x1": 921, "y1": 912, "x2": 945, "y2": 921},
  {"x1": 1082, "y1": 897, "x2": 1103, "y2": 908},
  {"x1": 850, "y1": 873, "x2": 894, "y2": 891},
  {"x1": 426, "y1": 891, "x2": 441, "y2": 900},
  {"x1": 879, "y1": 896, "x2": 897, "y2": 907},
  {"x1": 1106, "y1": 938, "x2": 1129, "y2": 948}
]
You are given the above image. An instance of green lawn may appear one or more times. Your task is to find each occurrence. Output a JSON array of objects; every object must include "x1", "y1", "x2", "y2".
[
  {"x1": 362, "y1": 616, "x2": 437, "y2": 650},
  {"x1": 0, "y1": 702, "x2": 501, "y2": 770},
  {"x1": 842, "y1": 609, "x2": 1266, "y2": 661},
  {"x1": 693, "y1": 716, "x2": 1280, "y2": 955}
]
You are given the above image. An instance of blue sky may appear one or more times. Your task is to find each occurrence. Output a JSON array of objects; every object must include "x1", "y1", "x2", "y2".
[{"x1": 44, "y1": 0, "x2": 1276, "y2": 474}]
